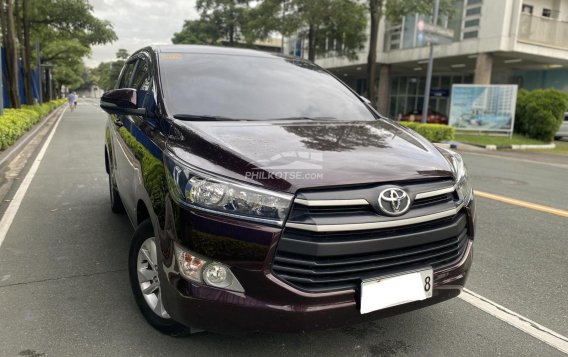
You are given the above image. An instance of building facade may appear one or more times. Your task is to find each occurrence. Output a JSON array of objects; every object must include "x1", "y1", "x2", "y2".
[{"x1": 284, "y1": 0, "x2": 568, "y2": 118}]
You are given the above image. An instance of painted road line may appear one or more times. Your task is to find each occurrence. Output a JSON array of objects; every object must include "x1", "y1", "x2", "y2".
[
  {"x1": 0, "y1": 108, "x2": 67, "y2": 249},
  {"x1": 459, "y1": 289, "x2": 568, "y2": 354},
  {"x1": 464, "y1": 152, "x2": 568, "y2": 169},
  {"x1": 474, "y1": 190, "x2": 568, "y2": 218}
]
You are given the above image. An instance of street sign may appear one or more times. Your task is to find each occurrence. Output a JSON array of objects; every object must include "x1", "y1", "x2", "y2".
[
  {"x1": 423, "y1": 23, "x2": 454, "y2": 39},
  {"x1": 430, "y1": 89, "x2": 449, "y2": 97},
  {"x1": 416, "y1": 19, "x2": 454, "y2": 45},
  {"x1": 424, "y1": 33, "x2": 453, "y2": 45}
]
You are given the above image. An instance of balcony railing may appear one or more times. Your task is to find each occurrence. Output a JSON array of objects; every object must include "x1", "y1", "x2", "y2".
[{"x1": 518, "y1": 13, "x2": 568, "y2": 50}]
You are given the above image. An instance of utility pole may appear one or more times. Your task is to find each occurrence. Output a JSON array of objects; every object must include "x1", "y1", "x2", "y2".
[{"x1": 421, "y1": 0, "x2": 440, "y2": 123}]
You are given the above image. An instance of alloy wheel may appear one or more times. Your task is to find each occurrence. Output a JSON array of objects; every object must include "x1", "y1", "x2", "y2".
[{"x1": 136, "y1": 237, "x2": 170, "y2": 319}]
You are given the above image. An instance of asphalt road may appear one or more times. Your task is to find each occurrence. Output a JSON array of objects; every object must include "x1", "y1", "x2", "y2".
[{"x1": 0, "y1": 100, "x2": 566, "y2": 357}]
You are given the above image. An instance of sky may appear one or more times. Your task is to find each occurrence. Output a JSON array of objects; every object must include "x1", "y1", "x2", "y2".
[{"x1": 85, "y1": 0, "x2": 199, "y2": 68}]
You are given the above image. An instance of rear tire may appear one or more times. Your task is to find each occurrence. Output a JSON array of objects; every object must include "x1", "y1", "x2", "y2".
[
  {"x1": 128, "y1": 219, "x2": 191, "y2": 336},
  {"x1": 109, "y1": 168, "x2": 125, "y2": 214}
]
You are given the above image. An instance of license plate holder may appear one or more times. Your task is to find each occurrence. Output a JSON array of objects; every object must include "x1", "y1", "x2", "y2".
[{"x1": 360, "y1": 268, "x2": 433, "y2": 314}]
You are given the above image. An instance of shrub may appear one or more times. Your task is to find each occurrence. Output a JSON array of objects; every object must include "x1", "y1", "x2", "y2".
[
  {"x1": 400, "y1": 122, "x2": 455, "y2": 142},
  {"x1": 0, "y1": 100, "x2": 65, "y2": 150},
  {"x1": 515, "y1": 89, "x2": 568, "y2": 142}
]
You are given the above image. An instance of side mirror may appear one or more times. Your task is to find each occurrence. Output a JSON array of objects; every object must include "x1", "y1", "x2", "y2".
[{"x1": 100, "y1": 88, "x2": 146, "y2": 116}]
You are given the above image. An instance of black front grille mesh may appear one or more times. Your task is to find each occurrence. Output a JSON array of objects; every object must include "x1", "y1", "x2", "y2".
[{"x1": 272, "y1": 212, "x2": 469, "y2": 292}]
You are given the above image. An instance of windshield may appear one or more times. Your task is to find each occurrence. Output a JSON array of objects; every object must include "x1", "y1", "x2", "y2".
[{"x1": 159, "y1": 52, "x2": 376, "y2": 121}]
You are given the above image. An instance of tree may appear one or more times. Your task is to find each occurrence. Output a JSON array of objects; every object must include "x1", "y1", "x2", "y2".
[
  {"x1": 172, "y1": 19, "x2": 220, "y2": 45},
  {"x1": 196, "y1": 0, "x2": 252, "y2": 45},
  {"x1": 366, "y1": 0, "x2": 381, "y2": 109},
  {"x1": 90, "y1": 50, "x2": 128, "y2": 91},
  {"x1": 253, "y1": 0, "x2": 367, "y2": 61},
  {"x1": 116, "y1": 48, "x2": 129, "y2": 60},
  {"x1": 1, "y1": 0, "x2": 21, "y2": 108},
  {"x1": 366, "y1": 0, "x2": 454, "y2": 107},
  {"x1": 27, "y1": 0, "x2": 116, "y2": 96},
  {"x1": 21, "y1": 0, "x2": 33, "y2": 104}
]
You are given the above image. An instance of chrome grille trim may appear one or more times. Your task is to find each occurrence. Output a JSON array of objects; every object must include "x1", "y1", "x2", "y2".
[
  {"x1": 293, "y1": 184, "x2": 456, "y2": 207},
  {"x1": 285, "y1": 203, "x2": 464, "y2": 232},
  {"x1": 293, "y1": 198, "x2": 369, "y2": 207},
  {"x1": 415, "y1": 186, "x2": 456, "y2": 200}
]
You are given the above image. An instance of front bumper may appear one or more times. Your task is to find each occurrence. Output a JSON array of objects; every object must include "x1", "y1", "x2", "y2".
[
  {"x1": 159, "y1": 196, "x2": 474, "y2": 333},
  {"x1": 161, "y1": 241, "x2": 472, "y2": 334}
]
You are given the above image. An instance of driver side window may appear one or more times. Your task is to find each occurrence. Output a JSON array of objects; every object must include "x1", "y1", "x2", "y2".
[
  {"x1": 130, "y1": 56, "x2": 153, "y2": 109},
  {"x1": 118, "y1": 60, "x2": 136, "y2": 89}
]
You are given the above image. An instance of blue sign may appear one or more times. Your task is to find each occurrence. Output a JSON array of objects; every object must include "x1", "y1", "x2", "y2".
[{"x1": 430, "y1": 89, "x2": 449, "y2": 97}]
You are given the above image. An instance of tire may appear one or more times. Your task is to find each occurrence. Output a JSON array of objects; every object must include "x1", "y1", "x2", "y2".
[
  {"x1": 128, "y1": 219, "x2": 191, "y2": 336},
  {"x1": 108, "y1": 167, "x2": 125, "y2": 214}
]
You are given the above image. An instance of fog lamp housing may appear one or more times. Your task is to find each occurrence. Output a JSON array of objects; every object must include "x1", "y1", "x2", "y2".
[{"x1": 174, "y1": 244, "x2": 244, "y2": 293}]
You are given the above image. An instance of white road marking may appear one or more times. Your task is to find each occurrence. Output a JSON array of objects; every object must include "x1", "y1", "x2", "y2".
[
  {"x1": 0, "y1": 108, "x2": 67, "y2": 249},
  {"x1": 459, "y1": 288, "x2": 568, "y2": 354},
  {"x1": 463, "y1": 152, "x2": 568, "y2": 169}
]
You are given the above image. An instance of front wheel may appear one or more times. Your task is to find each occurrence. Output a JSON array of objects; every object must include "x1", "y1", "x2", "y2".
[{"x1": 128, "y1": 219, "x2": 191, "y2": 336}]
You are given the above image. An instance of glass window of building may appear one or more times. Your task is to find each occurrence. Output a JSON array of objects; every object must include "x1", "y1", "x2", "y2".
[{"x1": 542, "y1": 8, "x2": 552, "y2": 17}]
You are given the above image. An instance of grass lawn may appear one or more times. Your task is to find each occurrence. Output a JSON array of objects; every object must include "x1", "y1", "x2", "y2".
[{"x1": 454, "y1": 133, "x2": 548, "y2": 146}]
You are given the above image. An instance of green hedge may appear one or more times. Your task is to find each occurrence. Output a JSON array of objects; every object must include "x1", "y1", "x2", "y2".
[
  {"x1": 515, "y1": 89, "x2": 568, "y2": 142},
  {"x1": 0, "y1": 99, "x2": 66, "y2": 150},
  {"x1": 400, "y1": 122, "x2": 455, "y2": 142}
]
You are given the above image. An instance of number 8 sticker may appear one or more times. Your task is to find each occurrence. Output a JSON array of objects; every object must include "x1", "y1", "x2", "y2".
[{"x1": 424, "y1": 276, "x2": 431, "y2": 292}]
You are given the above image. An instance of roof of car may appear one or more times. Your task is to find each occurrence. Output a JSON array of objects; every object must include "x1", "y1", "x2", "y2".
[{"x1": 154, "y1": 44, "x2": 282, "y2": 59}]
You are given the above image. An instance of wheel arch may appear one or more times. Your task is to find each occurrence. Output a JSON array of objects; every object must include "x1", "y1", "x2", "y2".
[
  {"x1": 104, "y1": 147, "x2": 110, "y2": 174},
  {"x1": 136, "y1": 199, "x2": 151, "y2": 227}
]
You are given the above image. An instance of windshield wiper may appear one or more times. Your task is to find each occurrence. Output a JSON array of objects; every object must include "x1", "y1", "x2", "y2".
[
  {"x1": 173, "y1": 114, "x2": 339, "y2": 121},
  {"x1": 272, "y1": 116, "x2": 338, "y2": 121},
  {"x1": 173, "y1": 114, "x2": 245, "y2": 121}
]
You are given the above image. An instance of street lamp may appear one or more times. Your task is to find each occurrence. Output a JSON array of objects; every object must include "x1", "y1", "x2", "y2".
[{"x1": 421, "y1": 0, "x2": 440, "y2": 124}]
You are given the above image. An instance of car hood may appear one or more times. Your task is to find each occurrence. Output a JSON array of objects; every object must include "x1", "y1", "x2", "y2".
[{"x1": 166, "y1": 119, "x2": 454, "y2": 193}]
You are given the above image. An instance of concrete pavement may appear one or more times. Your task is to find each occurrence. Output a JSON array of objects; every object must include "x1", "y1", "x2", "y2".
[{"x1": 0, "y1": 100, "x2": 566, "y2": 356}]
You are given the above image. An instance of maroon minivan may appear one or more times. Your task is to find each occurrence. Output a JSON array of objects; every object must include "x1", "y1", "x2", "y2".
[{"x1": 101, "y1": 45, "x2": 475, "y2": 336}]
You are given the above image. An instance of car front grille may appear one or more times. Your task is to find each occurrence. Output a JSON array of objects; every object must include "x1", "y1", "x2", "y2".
[{"x1": 272, "y1": 179, "x2": 470, "y2": 292}]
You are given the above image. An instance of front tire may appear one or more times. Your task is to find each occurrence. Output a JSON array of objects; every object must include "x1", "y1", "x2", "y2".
[{"x1": 128, "y1": 219, "x2": 191, "y2": 336}]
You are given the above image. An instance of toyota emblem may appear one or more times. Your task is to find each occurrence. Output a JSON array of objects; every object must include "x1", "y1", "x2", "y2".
[{"x1": 378, "y1": 188, "x2": 411, "y2": 216}]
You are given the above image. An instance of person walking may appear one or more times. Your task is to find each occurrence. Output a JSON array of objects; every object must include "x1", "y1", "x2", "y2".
[{"x1": 67, "y1": 91, "x2": 76, "y2": 111}]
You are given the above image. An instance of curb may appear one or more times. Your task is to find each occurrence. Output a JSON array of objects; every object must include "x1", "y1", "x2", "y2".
[
  {"x1": 0, "y1": 105, "x2": 66, "y2": 169},
  {"x1": 449, "y1": 142, "x2": 556, "y2": 151}
]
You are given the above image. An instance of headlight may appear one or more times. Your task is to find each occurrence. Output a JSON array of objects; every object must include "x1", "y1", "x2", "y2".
[
  {"x1": 164, "y1": 152, "x2": 293, "y2": 224},
  {"x1": 447, "y1": 150, "x2": 472, "y2": 202}
]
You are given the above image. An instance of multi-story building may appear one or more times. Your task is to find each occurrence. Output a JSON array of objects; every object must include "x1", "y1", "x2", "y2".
[{"x1": 284, "y1": 0, "x2": 568, "y2": 118}]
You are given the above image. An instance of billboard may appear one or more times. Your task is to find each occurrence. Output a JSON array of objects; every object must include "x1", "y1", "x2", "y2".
[{"x1": 449, "y1": 85, "x2": 518, "y2": 133}]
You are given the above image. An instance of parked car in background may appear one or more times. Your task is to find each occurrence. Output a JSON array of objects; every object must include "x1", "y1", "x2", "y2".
[
  {"x1": 101, "y1": 45, "x2": 475, "y2": 336},
  {"x1": 400, "y1": 109, "x2": 449, "y2": 125},
  {"x1": 555, "y1": 112, "x2": 568, "y2": 139}
]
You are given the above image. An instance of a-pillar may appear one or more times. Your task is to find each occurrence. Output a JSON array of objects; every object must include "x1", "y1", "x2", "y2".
[
  {"x1": 474, "y1": 53, "x2": 493, "y2": 84},
  {"x1": 377, "y1": 64, "x2": 391, "y2": 115}
]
